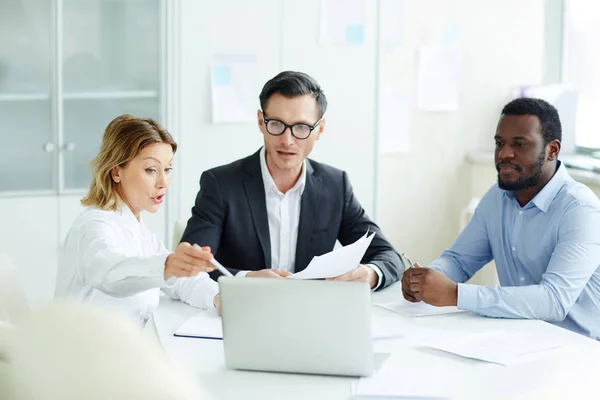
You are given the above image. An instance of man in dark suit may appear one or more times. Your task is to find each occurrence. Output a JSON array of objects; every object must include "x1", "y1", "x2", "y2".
[{"x1": 181, "y1": 71, "x2": 405, "y2": 291}]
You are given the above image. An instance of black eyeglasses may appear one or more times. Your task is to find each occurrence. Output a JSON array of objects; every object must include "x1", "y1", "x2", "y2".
[{"x1": 262, "y1": 114, "x2": 323, "y2": 140}]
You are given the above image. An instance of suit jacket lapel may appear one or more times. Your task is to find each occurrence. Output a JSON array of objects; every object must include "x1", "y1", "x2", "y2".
[
  {"x1": 295, "y1": 161, "x2": 321, "y2": 272},
  {"x1": 243, "y1": 151, "x2": 271, "y2": 269}
]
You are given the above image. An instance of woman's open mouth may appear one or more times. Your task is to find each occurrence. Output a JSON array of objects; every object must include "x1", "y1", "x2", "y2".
[{"x1": 152, "y1": 194, "x2": 165, "y2": 204}]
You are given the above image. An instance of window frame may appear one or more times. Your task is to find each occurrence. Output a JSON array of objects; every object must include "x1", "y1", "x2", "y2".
[{"x1": 561, "y1": 0, "x2": 600, "y2": 155}]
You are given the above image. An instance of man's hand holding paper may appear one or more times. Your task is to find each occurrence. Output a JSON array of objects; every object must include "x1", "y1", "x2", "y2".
[{"x1": 287, "y1": 231, "x2": 377, "y2": 287}]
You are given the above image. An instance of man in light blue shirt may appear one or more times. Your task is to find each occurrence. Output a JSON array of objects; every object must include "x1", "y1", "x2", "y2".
[{"x1": 403, "y1": 98, "x2": 600, "y2": 340}]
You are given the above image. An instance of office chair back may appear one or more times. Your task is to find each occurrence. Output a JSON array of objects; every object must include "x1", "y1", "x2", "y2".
[
  {"x1": 171, "y1": 218, "x2": 189, "y2": 250},
  {"x1": 0, "y1": 254, "x2": 30, "y2": 325},
  {"x1": 4, "y1": 302, "x2": 207, "y2": 400}
]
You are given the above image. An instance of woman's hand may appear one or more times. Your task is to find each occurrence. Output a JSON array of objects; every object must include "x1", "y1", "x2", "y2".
[
  {"x1": 213, "y1": 293, "x2": 221, "y2": 316},
  {"x1": 164, "y1": 242, "x2": 215, "y2": 279}
]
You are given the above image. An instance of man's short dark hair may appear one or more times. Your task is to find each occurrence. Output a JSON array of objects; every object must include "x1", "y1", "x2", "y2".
[
  {"x1": 259, "y1": 71, "x2": 328, "y2": 119},
  {"x1": 501, "y1": 97, "x2": 562, "y2": 143}
]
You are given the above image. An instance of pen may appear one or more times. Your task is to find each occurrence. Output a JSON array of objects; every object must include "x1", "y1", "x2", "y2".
[
  {"x1": 401, "y1": 253, "x2": 414, "y2": 269},
  {"x1": 209, "y1": 257, "x2": 234, "y2": 277},
  {"x1": 193, "y1": 244, "x2": 234, "y2": 277}
]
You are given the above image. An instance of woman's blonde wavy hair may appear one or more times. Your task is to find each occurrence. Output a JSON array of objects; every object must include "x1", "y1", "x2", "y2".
[{"x1": 81, "y1": 114, "x2": 177, "y2": 211}]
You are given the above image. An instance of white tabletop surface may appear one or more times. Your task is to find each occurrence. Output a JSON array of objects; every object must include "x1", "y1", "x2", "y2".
[{"x1": 154, "y1": 283, "x2": 600, "y2": 400}]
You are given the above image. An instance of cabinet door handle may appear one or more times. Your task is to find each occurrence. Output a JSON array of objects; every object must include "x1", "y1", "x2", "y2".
[
  {"x1": 62, "y1": 142, "x2": 76, "y2": 152},
  {"x1": 43, "y1": 142, "x2": 56, "y2": 153}
]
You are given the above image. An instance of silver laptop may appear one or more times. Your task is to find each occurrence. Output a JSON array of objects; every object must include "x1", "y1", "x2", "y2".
[{"x1": 218, "y1": 277, "x2": 373, "y2": 377}]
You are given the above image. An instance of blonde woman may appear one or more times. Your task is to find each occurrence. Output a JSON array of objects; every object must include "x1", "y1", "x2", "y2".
[{"x1": 55, "y1": 115, "x2": 219, "y2": 324}]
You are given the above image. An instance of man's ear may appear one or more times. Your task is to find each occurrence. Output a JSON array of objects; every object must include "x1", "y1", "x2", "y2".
[
  {"x1": 316, "y1": 118, "x2": 326, "y2": 140},
  {"x1": 111, "y1": 166, "x2": 122, "y2": 183},
  {"x1": 547, "y1": 139, "x2": 561, "y2": 161},
  {"x1": 257, "y1": 110, "x2": 264, "y2": 128}
]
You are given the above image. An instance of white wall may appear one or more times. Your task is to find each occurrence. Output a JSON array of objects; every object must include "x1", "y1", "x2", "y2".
[
  {"x1": 178, "y1": 0, "x2": 281, "y2": 222},
  {"x1": 544, "y1": 0, "x2": 564, "y2": 83},
  {"x1": 177, "y1": 0, "x2": 379, "y2": 224},
  {"x1": 377, "y1": 0, "x2": 546, "y2": 265}
]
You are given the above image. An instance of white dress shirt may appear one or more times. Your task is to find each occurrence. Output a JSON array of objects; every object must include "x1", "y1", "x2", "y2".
[
  {"x1": 55, "y1": 206, "x2": 218, "y2": 324},
  {"x1": 260, "y1": 146, "x2": 306, "y2": 272},
  {"x1": 239, "y1": 147, "x2": 383, "y2": 289}
]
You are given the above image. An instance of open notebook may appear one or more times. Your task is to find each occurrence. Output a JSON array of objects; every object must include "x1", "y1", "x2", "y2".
[{"x1": 174, "y1": 308, "x2": 222, "y2": 340}]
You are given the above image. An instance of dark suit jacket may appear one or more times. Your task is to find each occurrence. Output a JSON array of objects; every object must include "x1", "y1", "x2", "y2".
[{"x1": 181, "y1": 149, "x2": 405, "y2": 290}]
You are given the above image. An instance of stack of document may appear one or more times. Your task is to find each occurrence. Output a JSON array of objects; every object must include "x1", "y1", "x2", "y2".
[{"x1": 287, "y1": 231, "x2": 375, "y2": 280}]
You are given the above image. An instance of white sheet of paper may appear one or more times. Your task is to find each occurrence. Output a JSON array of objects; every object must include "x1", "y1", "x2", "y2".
[
  {"x1": 378, "y1": 86, "x2": 411, "y2": 153},
  {"x1": 371, "y1": 313, "x2": 405, "y2": 339},
  {"x1": 377, "y1": 300, "x2": 465, "y2": 317},
  {"x1": 211, "y1": 54, "x2": 258, "y2": 123},
  {"x1": 319, "y1": 0, "x2": 367, "y2": 45},
  {"x1": 355, "y1": 365, "x2": 452, "y2": 398},
  {"x1": 287, "y1": 231, "x2": 375, "y2": 280},
  {"x1": 416, "y1": 46, "x2": 460, "y2": 111},
  {"x1": 173, "y1": 308, "x2": 222, "y2": 339},
  {"x1": 421, "y1": 330, "x2": 565, "y2": 366},
  {"x1": 355, "y1": 375, "x2": 452, "y2": 399},
  {"x1": 379, "y1": 0, "x2": 404, "y2": 48}
]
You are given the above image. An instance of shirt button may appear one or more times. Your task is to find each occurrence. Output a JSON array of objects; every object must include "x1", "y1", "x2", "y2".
[
  {"x1": 519, "y1": 211, "x2": 523, "y2": 215},
  {"x1": 282, "y1": 231, "x2": 287, "y2": 236},
  {"x1": 512, "y1": 247, "x2": 516, "y2": 252},
  {"x1": 520, "y1": 277, "x2": 525, "y2": 282}
]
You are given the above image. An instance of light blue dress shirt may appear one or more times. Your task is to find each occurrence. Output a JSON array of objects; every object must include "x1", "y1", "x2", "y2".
[{"x1": 431, "y1": 162, "x2": 600, "y2": 340}]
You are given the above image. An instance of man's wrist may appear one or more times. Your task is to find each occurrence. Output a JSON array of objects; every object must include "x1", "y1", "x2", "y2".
[
  {"x1": 450, "y1": 282, "x2": 458, "y2": 306},
  {"x1": 365, "y1": 263, "x2": 382, "y2": 289},
  {"x1": 369, "y1": 268, "x2": 378, "y2": 288}
]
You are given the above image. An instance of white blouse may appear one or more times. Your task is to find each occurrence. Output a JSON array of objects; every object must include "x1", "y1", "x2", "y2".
[{"x1": 55, "y1": 206, "x2": 218, "y2": 324}]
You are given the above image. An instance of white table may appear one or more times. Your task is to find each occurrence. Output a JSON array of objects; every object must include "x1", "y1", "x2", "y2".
[{"x1": 154, "y1": 283, "x2": 600, "y2": 400}]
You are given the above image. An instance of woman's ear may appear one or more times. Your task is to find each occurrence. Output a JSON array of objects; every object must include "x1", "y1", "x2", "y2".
[{"x1": 111, "y1": 166, "x2": 122, "y2": 183}]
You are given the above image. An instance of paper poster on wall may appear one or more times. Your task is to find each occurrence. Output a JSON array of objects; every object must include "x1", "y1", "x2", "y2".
[
  {"x1": 379, "y1": 0, "x2": 403, "y2": 48},
  {"x1": 319, "y1": 0, "x2": 367, "y2": 45},
  {"x1": 378, "y1": 86, "x2": 411, "y2": 153},
  {"x1": 210, "y1": 54, "x2": 258, "y2": 123},
  {"x1": 416, "y1": 46, "x2": 460, "y2": 112}
]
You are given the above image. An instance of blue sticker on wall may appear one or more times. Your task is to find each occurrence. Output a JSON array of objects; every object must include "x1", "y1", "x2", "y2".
[
  {"x1": 346, "y1": 24, "x2": 365, "y2": 45},
  {"x1": 213, "y1": 65, "x2": 231, "y2": 85},
  {"x1": 443, "y1": 25, "x2": 460, "y2": 45}
]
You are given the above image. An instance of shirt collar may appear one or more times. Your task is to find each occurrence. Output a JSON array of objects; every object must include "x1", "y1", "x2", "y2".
[
  {"x1": 117, "y1": 203, "x2": 143, "y2": 232},
  {"x1": 531, "y1": 161, "x2": 568, "y2": 213},
  {"x1": 503, "y1": 161, "x2": 568, "y2": 213},
  {"x1": 259, "y1": 146, "x2": 306, "y2": 195}
]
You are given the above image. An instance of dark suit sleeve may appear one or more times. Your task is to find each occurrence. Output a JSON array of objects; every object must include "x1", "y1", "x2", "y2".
[
  {"x1": 180, "y1": 171, "x2": 242, "y2": 277},
  {"x1": 337, "y1": 171, "x2": 405, "y2": 290}
]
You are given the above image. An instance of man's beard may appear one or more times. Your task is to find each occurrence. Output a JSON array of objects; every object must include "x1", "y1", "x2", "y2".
[{"x1": 497, "y1": 150, "x2": 546, "y2": 191}]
